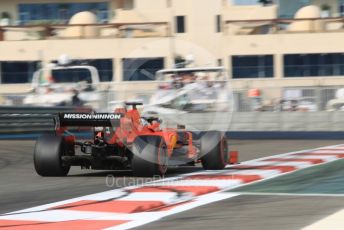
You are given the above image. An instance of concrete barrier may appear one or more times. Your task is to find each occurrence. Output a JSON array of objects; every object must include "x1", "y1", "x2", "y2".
[
  {"x1": 160, "y1": 112, "x2": 344, "y2": 132},
  {"x1": 1, "y1": 108, "x2": 344, "y2": 139}
]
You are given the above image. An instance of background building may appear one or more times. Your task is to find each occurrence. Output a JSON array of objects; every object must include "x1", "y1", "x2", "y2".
[{"x1": 0, "y1": 0, "x2": 344, "y2": 97}]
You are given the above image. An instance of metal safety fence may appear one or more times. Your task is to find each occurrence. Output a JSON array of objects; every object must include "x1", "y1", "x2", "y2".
[
  {"x1": 233, "y1": 86, "x2": 344, "y2": 112},
  {"x1": 2, "y1": 85, "x2": 344, "y2": 112},
  {"x1": 1, "y1": 84, "x2": 344, "y2": 135}
]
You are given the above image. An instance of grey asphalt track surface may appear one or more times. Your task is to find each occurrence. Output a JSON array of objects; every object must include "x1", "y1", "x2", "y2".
[
  {"x1": 1, "y1": 140, "x2": 344, "y2": 229},
  {"x1": 136, "y1": 195, "x2": 344, "y2": 230}
]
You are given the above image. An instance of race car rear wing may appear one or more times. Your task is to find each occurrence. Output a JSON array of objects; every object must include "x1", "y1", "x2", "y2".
[{"x1": 55, "y1": 113, "x2": 123, "y2": 127}]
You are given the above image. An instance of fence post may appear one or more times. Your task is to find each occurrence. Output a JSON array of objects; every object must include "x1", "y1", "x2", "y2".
[
  {"x1": 0, "y1": 27, "x2": 4, "y2": 41},
  {"x1": 44, "y1": 26, "x2": 53, "y2": 39},
  {"x1": 81, "y1": 25, "x2": 84, "y2": 38}
]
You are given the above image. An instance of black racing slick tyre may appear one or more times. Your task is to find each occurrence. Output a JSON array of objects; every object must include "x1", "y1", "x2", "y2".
[
  {"x1": 132, "y1": 136, "x2": 168, "y2": 177},
  {"x1": 34, "y1": 135, "x2": 70, "y2": 177},
  {"x1": 200, "y1": 131, "x2": 228, "y2": 170}
]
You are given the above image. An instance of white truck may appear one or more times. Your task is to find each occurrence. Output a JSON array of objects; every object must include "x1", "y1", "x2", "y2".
[
  {"x1": 23, "y1": 62, "x2": 102, "y2": 109},
  {"x1": 144, "y1": 66, "x2": 231, "y2": 114}
]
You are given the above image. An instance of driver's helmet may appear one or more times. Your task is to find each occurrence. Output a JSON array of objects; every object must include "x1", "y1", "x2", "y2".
[
  {"x1": 141, "y1": 111, "x2": 161, "y2": 125},
  {"x1": 140, "y1": 118, "x2": 150, "y2": 127}
]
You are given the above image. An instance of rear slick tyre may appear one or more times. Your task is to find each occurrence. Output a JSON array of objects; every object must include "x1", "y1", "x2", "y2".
[
  {"x1": 34, "y1": 135, "x2": 70, "y2": 177},
  {"x1": 132, "y1": 136, "x2": 168, "y2": 177},
  {"x1": 200, "y1": 131, "x2": 228, "y2": 170}
]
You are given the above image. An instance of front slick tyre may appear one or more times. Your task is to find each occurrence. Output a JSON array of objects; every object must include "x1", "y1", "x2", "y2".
[
  {"x1": 34, "y1": 135, "x2": 70, "y2": 177},
  {"x1": 132, "y1": 136, "x2": 168, "y2": 177},
  {"x1": 200, "y1": 131, "x2": 228, "y2": 170}
]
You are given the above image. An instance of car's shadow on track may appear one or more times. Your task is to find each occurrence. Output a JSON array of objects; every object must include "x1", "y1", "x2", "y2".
[
  {"x1": 68, "y1": 170, "x2": 132, "y2": 177},
  {"x1": 67, "y1": 166, "x2": 203, "y2": 178}
]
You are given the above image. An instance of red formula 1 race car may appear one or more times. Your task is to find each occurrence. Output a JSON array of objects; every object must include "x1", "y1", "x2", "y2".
[{"x1": 34, "y1": 102, "x2": 228, "y2": 177}]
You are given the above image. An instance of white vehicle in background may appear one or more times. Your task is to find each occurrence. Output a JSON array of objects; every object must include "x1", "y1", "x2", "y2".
[
  {"x1": 144, "y1": 67, "x2": 231, "y2": 114},
  {"x1": 326, "y1": 88, "x2": 344, "y2": 111},
  {"x1": 23, "y1": 59, "x2": 102, "y2": 109},
  {"x1": 276, "y1": 98, "x2": 318, "y2": 112},
  {"x1": 277, "y1": 89, "x2": 318, "y2": 112}
]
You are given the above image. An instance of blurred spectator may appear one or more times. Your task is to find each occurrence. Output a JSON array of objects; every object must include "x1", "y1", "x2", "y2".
[
  {"x1": 71, "y1": 89, "x2": 83, "y2": 106},
  {"x1": 171, "y1": 75, "x2": 184, "y2": 89}
]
